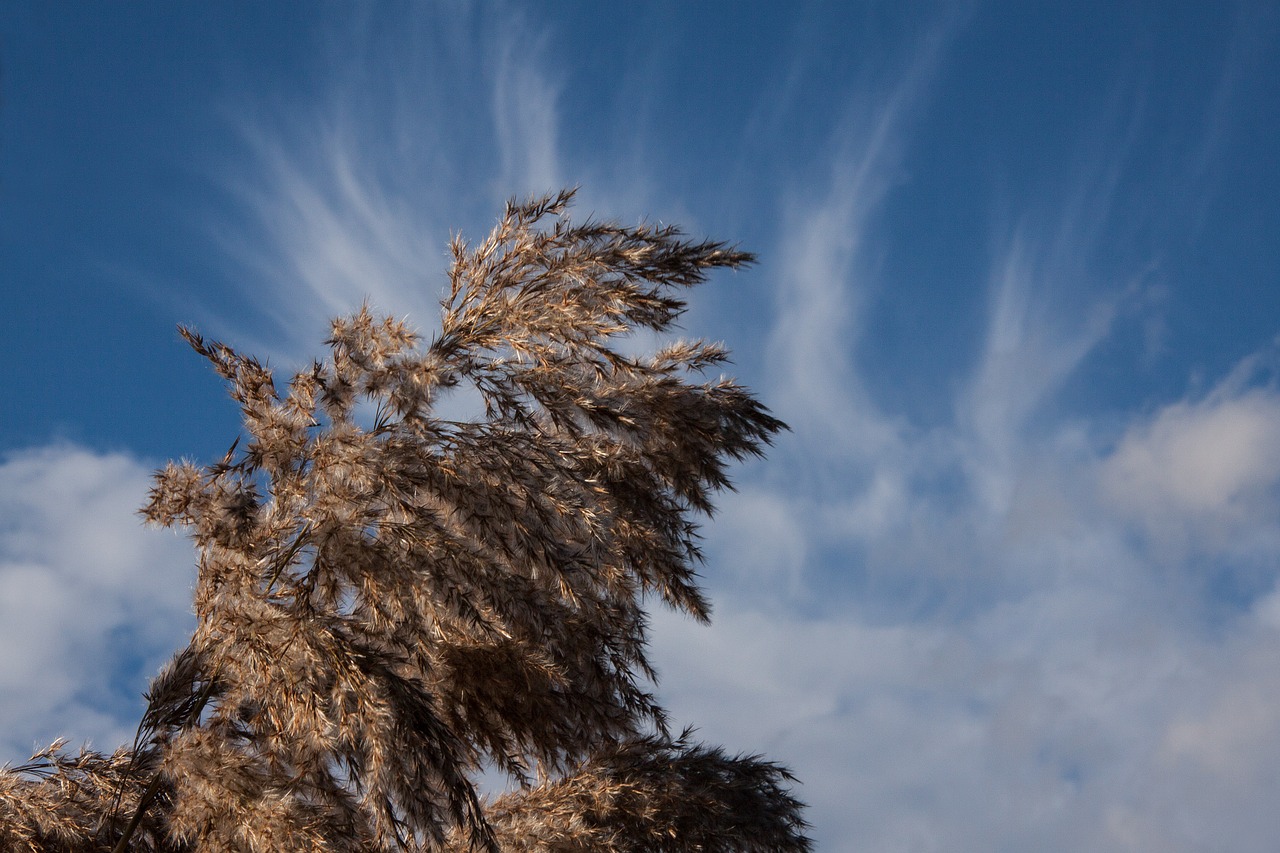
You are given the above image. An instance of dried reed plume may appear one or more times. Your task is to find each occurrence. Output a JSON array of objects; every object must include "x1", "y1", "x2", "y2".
[{"x1": 1, "y1": 190, "x2": 810, "y2": 852}]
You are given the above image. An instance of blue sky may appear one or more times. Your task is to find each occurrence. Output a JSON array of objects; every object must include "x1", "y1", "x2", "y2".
[{"x1": 3, "y1": 2, "x2": 1280, "y2": 850}]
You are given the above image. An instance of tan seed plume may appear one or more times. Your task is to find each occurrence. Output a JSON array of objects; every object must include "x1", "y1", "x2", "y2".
[{"x1": 1, "y1": 191, "x2": 810, "y2": 853}]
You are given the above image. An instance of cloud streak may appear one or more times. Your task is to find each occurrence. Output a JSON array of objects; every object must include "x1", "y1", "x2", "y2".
[{"x1": 208, "y1": 4, "x2": 566, "y2": 362}]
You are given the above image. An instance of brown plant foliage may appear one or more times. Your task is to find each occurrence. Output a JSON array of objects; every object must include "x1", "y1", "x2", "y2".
[{"x1": 1, "y1": 191, "x2": 810, "y2": 852}]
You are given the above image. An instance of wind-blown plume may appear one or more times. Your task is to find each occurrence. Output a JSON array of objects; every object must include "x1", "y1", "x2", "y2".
[{"x1": 1, "y1": 190, "x2": 807, "y2": 853}]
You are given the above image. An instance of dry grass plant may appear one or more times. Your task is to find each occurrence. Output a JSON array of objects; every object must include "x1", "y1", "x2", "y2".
[{"x1": 1, "y1": 191, "x2": 811, "y2": 852}]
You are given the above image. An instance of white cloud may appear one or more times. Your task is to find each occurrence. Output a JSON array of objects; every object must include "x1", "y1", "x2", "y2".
[
  {"x1": 1101, "y1": 385, "x2": 1280, "y2": 551},
  {"x1": 712, "y1": 276, "x2": 1280, "y2": 850},
  {"x1": 643, "y1": 21, "x2": 1280, "y2": 848},
  {"x1": 654, "y1": 544, "x2": 1280, "y2": 852},
  {"x1": 703, "y1": 488, "x2": 809, "y2": 601},
  {"x1": 0, "y1": 446, "x2": 196, "y2": 763}
]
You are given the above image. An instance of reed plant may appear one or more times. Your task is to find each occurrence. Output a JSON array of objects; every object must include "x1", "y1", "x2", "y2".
[{"x1": 1, "y1": 191, "x2": 810, "y2": 853}]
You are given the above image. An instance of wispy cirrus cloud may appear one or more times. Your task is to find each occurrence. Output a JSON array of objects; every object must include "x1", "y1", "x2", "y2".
[
  {"x1": 206, "y1": 4, "x2": 565, "y2": 361},
  {"x1": 766, "y1": 20, "x2": 951, "y2": 467},
  {"x1": 489, "y1": 15, "x2": 561, "y2": 197}
]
